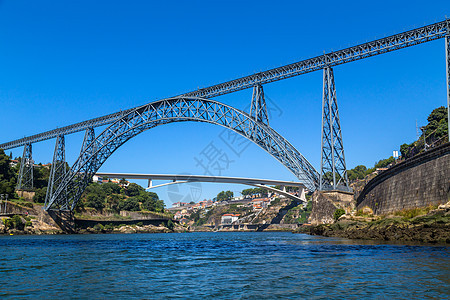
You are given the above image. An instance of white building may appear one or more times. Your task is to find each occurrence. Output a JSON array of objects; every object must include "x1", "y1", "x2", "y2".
[{"x1": 221, "y1": 214, "x2": 240, "y2": 225}]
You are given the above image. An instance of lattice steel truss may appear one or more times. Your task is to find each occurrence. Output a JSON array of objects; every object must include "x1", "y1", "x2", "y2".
[
  {"x1": 17, "y1": 143, "x2": 33, "y2": 190},
  {"x1": 45, "y1": 135, "x2": 67, "y2": 208},
  {"x1": 45, "y1": 97, "x2": 319, "y2": 211},
  {"x1": 1, "y1": 20, "x2": 448, "y2": 150},
  {"x1": 250, "y1": 84, "x2": 269, "y2": 125},
  {"x1": 320, "y1": 67, "x2": 350, "y2": 191},
  {"x1": 80, "y1": 127, "x2": 96, "y2": 161}
]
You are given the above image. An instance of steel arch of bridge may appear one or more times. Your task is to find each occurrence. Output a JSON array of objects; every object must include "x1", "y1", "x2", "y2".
[{"x1": 45, "y1": 97, "x2": 319, "y2": 211}]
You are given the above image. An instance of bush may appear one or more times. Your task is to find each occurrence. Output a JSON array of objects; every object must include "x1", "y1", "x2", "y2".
[
  {"x1": 21, "y1": 202, "x2": 34, "y2": 208},
  {"x1": 93, "y1": 223, "x2": 104, "y2": 231},
  {"x1": 104, "y1": 224, "x2": 114, "y2": 231},
  {"x1": 118, "y1": 197, "x2": 140, "y2": 211},
  {"x1": 33, "y1": 187, "x2": 47, "y2": 203},
  {"x1": 86, "y1": 193, "x2": 105, "y2": 211},
  {"x1": 136, "y1": 222, "x2": 143, "y2": 227},
  {"x1": 2, "y1": 218, "x2": 12, "y2": 228},
  {"x1": 334, "y1": 209, "x2": 345, "y2": 221},
  {"x1": 167, "y1": 219, "x2": 174, "y2": 230},
  {"x1": 394, "y1": 205, "x2": 437, "y2": 220}
]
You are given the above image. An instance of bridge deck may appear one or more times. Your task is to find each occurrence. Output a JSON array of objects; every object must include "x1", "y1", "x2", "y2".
[{"x1": 96, "y1": 172, "x2": 306, "y2": 188}]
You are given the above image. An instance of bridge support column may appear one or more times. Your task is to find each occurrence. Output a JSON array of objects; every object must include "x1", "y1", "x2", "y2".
[
  {"x1": 45, "y1": 135, "x2": 67, "y2": 209},
  {"x1": 17, "y1": 143, "x2": 33, "y2": 190},
  {"x1": 320, "y1": 67, "x2": 350, "y2": 191},
  {"x1": 446, "y1": 26, "x2": 450, "y2": 142},
  {"x1": 250, "y1": 84, "x2": 269, "y2": 125},
  {"x1": 80, "y1": 127, "x2": 96, "y2": 159},
  {"x1": 299, "y1": 187, "x2": 306, "y2": 202}
]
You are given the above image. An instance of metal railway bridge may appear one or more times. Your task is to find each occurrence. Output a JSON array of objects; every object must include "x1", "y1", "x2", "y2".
[{"x1": 1, "y1": 19, "x2": 449, "y2": 211}]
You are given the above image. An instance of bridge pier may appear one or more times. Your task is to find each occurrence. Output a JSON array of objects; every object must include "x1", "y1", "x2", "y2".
[
  {"x1": 45, "y1": 135, "x2": 67, "y2": 209},
  {"x1": 250, "y1": 84, "x2": 269, "y2": 125},
  {"x1": 17, "y1": 143, "x2": 33, "y2": 190},
  {"x1": 319, "y1": 67, "x2": 350, "y2": 192}
]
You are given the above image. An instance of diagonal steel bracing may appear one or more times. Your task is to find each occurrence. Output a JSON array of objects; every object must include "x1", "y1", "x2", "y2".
[
  {"x1": 320, "y1": 67, "x2": 350, "y2": 191},
  {"x1": 250, "y1": 84, "x2": 269, "y2": 125},
  {"x1": 17, "y1": 143, "x2": 33, "y2": 190},
  {"x1": 45, "y1": 135, "x2": 67, "y2": 208},
  {"x1": 45, "y1": 97, "x2": 319, "y2": 211}
]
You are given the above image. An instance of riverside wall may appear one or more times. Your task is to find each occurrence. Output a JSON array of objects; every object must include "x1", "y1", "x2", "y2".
[{"x1": 357, "y1": 143, "x2": 450, "y2": 215}]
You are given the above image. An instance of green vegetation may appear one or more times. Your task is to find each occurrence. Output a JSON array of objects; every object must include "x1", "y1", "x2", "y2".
[
  {"x1": 166, "y1": 219, "x2": 174, "y2": 230},
  {"x1": 400, "y1": 106, "x2": 448, "y2": 159},
  {"x1": 2, "y1": 215, "x2": 26, "y2": 230},
  {"x1": 347, "y1": 156, "x2": 395, "y2": 181},
  {"x1": 334, "y1": 209, "x2": 345, "y2": 221},
  {"x1": 241, "y1": 187, "x2": 268, "y2": 197},
  {"x1": 393, "y1": 205, "x2": 438, "y2": 221},
  {"x1": 284, "y1": 200, "x2": 312, "y2": 224},
  {"x1": 0, "y1": 149, "x2": 18, "y2": 199},
  {"x1": 355, "y1": 209, "x2": 372, "y2": 217},
  {"x1": 216, "y1": 190, "x2": 233, "y2": 201},
  {"x1": 79, "y1": 182, "x2": 165, "y2": 214}
]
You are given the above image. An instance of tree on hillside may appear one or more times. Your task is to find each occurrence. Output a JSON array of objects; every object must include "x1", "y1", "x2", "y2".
[
  {"x1": 118, "y1": 197, "x2": 140, "y2": 211},
  {"x1": 106, "y1": 194, "x2": 123, "y2": 213},
  {"x1": 86, "y1": 193, "x2": 105, "y2": 211},
  {"x1": 347, "y1": 165, "x2": 367, "y2": 181},
  {"x1": 374, "y1": 156, "x2": 395, "y2": 169},
  {"x1": 399, "y1": 106, "x2": 448, "y2": 159},
  {"x1": 126, "y1": 183, "x2": 144, "y2": 197},
  {"x1": 101, "y1": 182, "x2": 122, "y2": 195},
  {"x1": 33, "y1": 165, "x2": 50, "y2": 189},
  {"x1": 217, "y1": 190, "x2": 233, "y2": 201},
  {"x1": 424, "y1": 106, "x2": 448, "y2": 138},
  {"x1": 140, "y1": 191, "x2": 165, "y2": 212},
  {"x1": 0, "y1": 149, "x2": 17, "y2": 198},
  {"x1": 33, "y1": 187, "x2": 47, "y2": 203},
  {"x1": 241, "y1": 187, "x2": 268, "y2": 197}
]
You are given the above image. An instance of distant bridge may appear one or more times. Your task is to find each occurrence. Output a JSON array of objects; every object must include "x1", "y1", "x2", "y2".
[{"x1": 96, "y1": 172, "x2": 307, "y2": 202}]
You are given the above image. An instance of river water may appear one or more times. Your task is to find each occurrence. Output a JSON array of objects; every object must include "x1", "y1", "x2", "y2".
[{"x1": 0, "y1": 232, "x2": 448, "y2": 299}]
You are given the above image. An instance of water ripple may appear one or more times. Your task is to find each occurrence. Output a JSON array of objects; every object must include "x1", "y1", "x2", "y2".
[{"x1": 0, "y1": 232, "x2": 448, "y2": 298}]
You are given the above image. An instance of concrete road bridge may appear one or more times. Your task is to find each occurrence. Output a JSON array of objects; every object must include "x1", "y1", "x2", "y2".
[
  {"x1": 0, "y1": 19, "x2": 449, "y2": 211},
  {"x1": 95, "y1": 172, "x2": 307, "y2": 202}
]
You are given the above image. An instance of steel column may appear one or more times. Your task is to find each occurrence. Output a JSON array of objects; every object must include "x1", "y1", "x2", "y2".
[
  {"x1": 250, "y1": 84, "x2": 269, "y2": 125},
  {"x1": 17, "y1": 143, "x2": 33, "y2": 190},
  {"x1": 80, "y1": 127, "x2": 96, "y2": 159},
  {"x1": 45, "y1": 135, "x2": 67, "y2": 208},
  {"x1": 319, "y1": 67, "x2": 350, "y2": 191}
]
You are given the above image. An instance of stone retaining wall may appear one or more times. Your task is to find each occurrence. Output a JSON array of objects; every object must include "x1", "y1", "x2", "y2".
[{"x1": 357, "y1": 143, "x2": 450, "y2": 215}]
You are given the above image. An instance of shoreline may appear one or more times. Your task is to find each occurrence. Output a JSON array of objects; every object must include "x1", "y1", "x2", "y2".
[{"x1": 295, "y1": 207, "x2": 450, "y2": 244}]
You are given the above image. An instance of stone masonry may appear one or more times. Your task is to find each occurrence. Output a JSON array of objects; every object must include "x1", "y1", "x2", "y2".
[
  {"x1": 357, "y1": 143, "x2": 450, "y2": 215},
  {"x1": 309, "y1": 190, "x2": 355, "y2": 225}
]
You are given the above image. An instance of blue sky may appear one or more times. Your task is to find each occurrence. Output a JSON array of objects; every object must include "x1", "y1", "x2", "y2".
[{"x1": 0, "y1": 1, "x2": 448, "y2": 206}]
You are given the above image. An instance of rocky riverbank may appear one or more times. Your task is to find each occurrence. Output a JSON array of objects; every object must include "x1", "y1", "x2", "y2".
[
  {"x1": 0, "y1": 202, "x2": 181, "y2": 235},
  {"x1": 296, "y1": 203, "x2": 450, "y2": 243}
]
